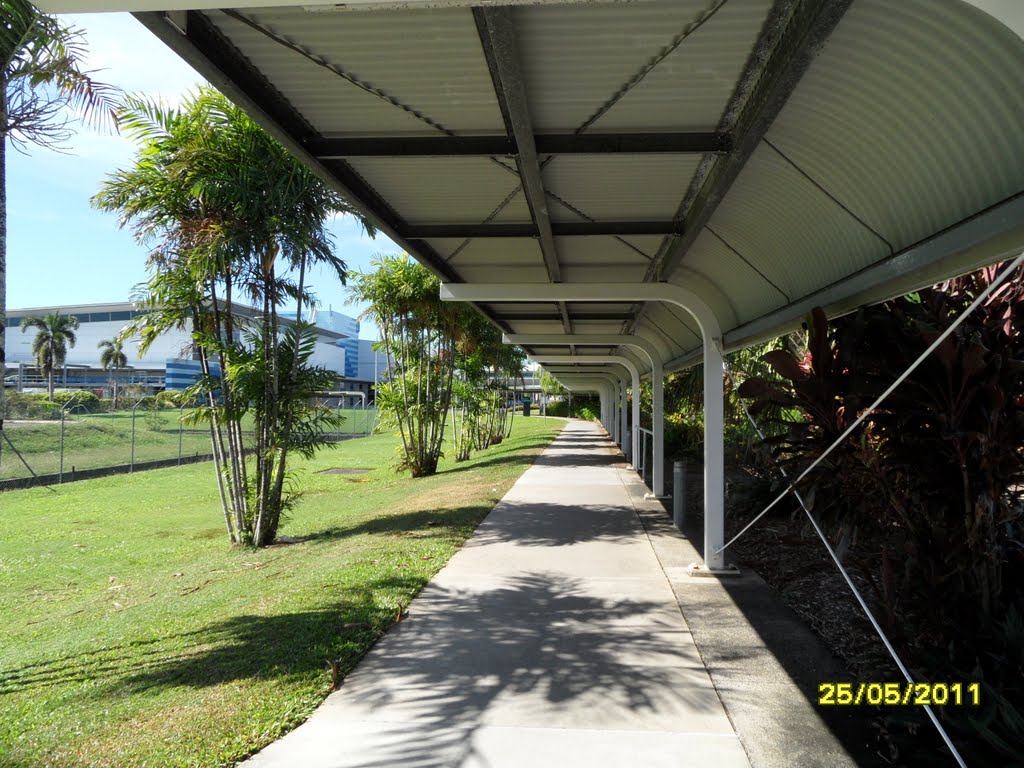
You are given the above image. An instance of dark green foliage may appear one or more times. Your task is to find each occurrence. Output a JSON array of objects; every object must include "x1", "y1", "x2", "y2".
[
  {"x1": 738, "y1": 265, "x2": 1024, "y2": 763},
  {"x1": 2, "y1": 390, "x2": 104, "y2": 419},
  {"x1": 2, "y1": 391, "x2": 60, "y2": 419},
  {"x1": 350, "y1": 254, "x2": 526, "y2": 473},
  {"x1": 349, "y1": 254, "x2": 461, "y2": 477},
  {"x1": 545, "y1": 395, "x2": 600, "y2": 421}
]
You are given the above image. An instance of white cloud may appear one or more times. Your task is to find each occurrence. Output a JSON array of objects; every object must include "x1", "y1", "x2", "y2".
[{"x1": 63, "y1": 13, "x2": 204, "y2": 105}]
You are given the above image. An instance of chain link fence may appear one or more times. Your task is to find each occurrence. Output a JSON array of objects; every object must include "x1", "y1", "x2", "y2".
[{"x1": 0, "y1": 395, "x2": 379, "y2": 488}]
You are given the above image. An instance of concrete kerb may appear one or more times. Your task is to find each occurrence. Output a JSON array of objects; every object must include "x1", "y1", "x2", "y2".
[{"x1": 617, "y1": 471, "x2": 878, "y2": 768}]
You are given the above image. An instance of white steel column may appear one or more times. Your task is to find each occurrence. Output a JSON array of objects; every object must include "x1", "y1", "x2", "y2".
[
  {"x1": 620, "y1": 379, "x2": 629, "y2": 460},
  {"x1": 702, "y1": 341, "x2": 725, "y2": 571},
  {"x1": 442, "y1": 282, "x2": 728, "y2": 573},
  {"x1": 531, "y1": 355, "x2": 641, "y2": 470},
  {"x1": 548, "y1": 371, "x2": 625, "y2": 449},
  {"x1": 505, "y1": 333, "x2": 667, "y2": 496}
]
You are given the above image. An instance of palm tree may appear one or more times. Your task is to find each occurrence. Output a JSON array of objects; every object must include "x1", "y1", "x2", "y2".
[
  {"x1": 20, "y1": 311, "x2": 79, "y2": 400},
  {"x1": 94, "y1": 88, "x2": 373, "y2": 546},
  {"x1": 1, "y1": 0, "x2": 117, "y2": 433},
  {"x1": 97, "y1": 337, "x2": 127, "y2": 409}
]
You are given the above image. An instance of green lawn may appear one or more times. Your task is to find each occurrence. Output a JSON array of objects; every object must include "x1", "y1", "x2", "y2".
[
  {"x1": 0, "y1": 416, "x2": 561, "y2": 767},
  {"x1": 1, "y1": 409, "x2": 378, "y2": 481}
]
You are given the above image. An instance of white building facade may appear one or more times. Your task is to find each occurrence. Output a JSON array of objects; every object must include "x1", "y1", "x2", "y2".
[{"x1": 5, "y1": 302, "x2": 347, "y2": 392}]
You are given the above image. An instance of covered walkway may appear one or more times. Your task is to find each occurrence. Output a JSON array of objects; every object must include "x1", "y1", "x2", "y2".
[{"x1": 244, "y1": 420, "x2": 862, "y2": 768}]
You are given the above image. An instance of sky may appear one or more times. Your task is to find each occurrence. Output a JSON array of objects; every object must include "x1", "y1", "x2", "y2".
[{"x1": 7, "y1": 12, "x2": 396, "y2": 340}]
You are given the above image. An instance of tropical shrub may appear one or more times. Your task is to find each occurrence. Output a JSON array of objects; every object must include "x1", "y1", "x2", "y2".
[
  {"x1": 545, "y1": 395, "x2": 600, "y2": 420},
  {"x1": 350, "y1": 254, "x2": 464, "y2": 477},
  {"x1": 738, "y1": 263, "x2": 1024, "y2": 763},
  {"x1": 94, "y1": 88, "x2": 370, "y2": 546},
  {"x1": 2, "y1": 392, "x2": 60, "y2": 419}
]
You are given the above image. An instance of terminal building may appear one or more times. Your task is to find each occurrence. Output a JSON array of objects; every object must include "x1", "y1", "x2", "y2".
[{"x1": 4, "y1": 301, "x2": 387, "y2": 398}]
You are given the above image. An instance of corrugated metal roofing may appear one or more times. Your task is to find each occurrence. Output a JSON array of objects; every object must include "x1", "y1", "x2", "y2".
[
  {"x1": 758, "y1": 0, "x2": 1024, "y2": 253},
  {"x1": 346, "y1": 157, "x2": 531, "y2": 223},
  {"x1": 209, "y1": 7, "x2": 504, "y2": 135},
  {"x1": 699, "y1": 144, "x2": 889, "y2": 313},
  {"x1": 543, "y1": 155, "x2": 704, "y2": 221},
  {"x1": 515, "y1": 0, "x2": 772, "y2": 132},
  {"x1": 555, "y1": 236, "x2": 658, "y2": 267},
  {"x1": 676, "y1": 229, "x2": 787, "y2": 329},
  {"x1": 120, "y1": 0, "x2": 1024, "y2": 373},
  {"x1": 639, "y1": 302, "x2": 703, "y2": 352},
  {"x1": 434, "y1": 237, "x2": 544, "y2": 267},
  {"x1": 458, "y1": 264, "x2": 549, "y2": 282}
]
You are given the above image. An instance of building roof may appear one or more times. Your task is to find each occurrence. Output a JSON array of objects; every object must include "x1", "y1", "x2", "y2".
[
  {"x1": 8, "y1": 301, "x2": 349, "y2": 341},
  {"x1": 35, "y1": 0, "x2": 1024, "y2": 378}
]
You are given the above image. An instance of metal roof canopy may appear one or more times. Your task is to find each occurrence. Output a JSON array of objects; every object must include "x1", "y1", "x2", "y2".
[
  {"x1": 40, "y1": 0, "x2": 1018, "y2": 375},
  {"x1": 35, "y1": 0, "x2": 1024, "y2": 371},
  {"x1": 36, "y1": 0, "x2": 1024, "y2": 574}
]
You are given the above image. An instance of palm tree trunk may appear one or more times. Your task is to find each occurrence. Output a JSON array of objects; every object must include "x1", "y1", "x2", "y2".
[
  {"x1": 0, "y1": 122, "x2": 7, "y2": 442},
  {"x1": 268, "y1": 253, "x2": 308, "y2": 535},
  {"x1": 208, "y1": 287, "x2": 247, "y2": 538}
]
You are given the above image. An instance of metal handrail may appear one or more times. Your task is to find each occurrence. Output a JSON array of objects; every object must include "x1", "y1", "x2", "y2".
[{"x1": 637, "y1": 426, "x2": 653, "y2": 478}]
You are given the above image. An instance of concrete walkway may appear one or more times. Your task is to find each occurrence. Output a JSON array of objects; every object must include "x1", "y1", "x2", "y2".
[{"x1": 243, "y1": 420, "x2": 857, "y2": 768}]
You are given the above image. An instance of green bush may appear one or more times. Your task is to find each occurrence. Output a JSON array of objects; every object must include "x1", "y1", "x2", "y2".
[
  {"x1": 545, "y1": 396, "x2": 600, "y2": 420},
  {"x1": 738, "y1": 273, "x2": 1024, "y2": 764},
  {"x1": 51, "y1": 391, "x2": 102, "y2": 413},
  {"x1": 3, "y1": 392, "x2": 61, "y2": 420},
  {"x1": 153, "y1": 390, "x2": 182, "y2": 408}
]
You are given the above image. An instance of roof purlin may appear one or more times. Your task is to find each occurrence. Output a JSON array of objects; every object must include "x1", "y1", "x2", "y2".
[
  {"x1": 131, "y1": 8, "x2": 515, "y2": 331},
  {"x1": 473, "y1": 7, "x2": 571, "y2": 337},
  {"x1": 649, "y1": 0, "x2": 854, "y2": 284}
]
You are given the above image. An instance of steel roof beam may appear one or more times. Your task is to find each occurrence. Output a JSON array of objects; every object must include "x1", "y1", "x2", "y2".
[
  {"x1": 402, "y1": 221, "x2": 684, "y2": 239},
  {"x1": 132, "y1": 10, "x2": 516, "y2": 332},
  {"x1": 651, "y1": 0, "x2": 853, "y2": 282},
  {"x1": 499, "y1": 312, "x2": 635, "y2": 321},
  {"x1": 475, "y1": 7, "x2": 561, "y2": 284},
  {"x1": 306, "y1": 132, "x2": 731, "y2": 158},
  {"x1": 133, "y1": 11, "x2": 463, "y2": 283}
]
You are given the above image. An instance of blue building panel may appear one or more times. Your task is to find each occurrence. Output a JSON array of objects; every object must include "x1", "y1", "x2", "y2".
[{"x1": 165, "y1": 359, "x2": 220, "y2": 390}]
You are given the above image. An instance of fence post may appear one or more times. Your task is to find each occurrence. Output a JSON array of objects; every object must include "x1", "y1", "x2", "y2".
[
  {"x1": 58, "y1": 391, "x2": 88, "y2": 484},
  {"x1": 674, "y1": 460, "x2": 686, "y2": 530},
  {"x1": 130, "y1": 397, "x2": 146, "y2": 473},
  {"x1": 131, "y1": 408, "x2": 136, "y2": 472},
  {"x1": 178, "y1": 403, "x2": 186, "y2": 465},
  {"x1": 59, "y1": 408, "x2": 66, "y2": 484}
]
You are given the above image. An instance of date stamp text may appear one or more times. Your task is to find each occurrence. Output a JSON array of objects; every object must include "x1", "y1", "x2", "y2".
[{"x1": 818, "y1": 682, "x2": 980, "y2": 706}]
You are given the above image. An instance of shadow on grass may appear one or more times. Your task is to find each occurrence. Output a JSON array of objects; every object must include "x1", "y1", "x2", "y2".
[
  {"x1": 14, "y1": 574, "x2": 732, "y2": 767},
  {"x1": 437, "y1": 438, "x2": 553, "y2": 475},
  {"x1": 0, "y1": 574, "x2": 424, "y2": 699},
  {"x1": 305, "y1": 504, "x2": 494, "y2": 543},
  {"x1": 304, "y1": 498, "x2": 641, "y2": 550}
]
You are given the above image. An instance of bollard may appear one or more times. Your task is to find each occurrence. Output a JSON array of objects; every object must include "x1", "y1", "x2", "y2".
[{"x1": 673, "y1": 460, "x2": 686, "y2": 530}]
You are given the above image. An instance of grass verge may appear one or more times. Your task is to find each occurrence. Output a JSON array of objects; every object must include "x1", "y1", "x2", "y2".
[{"x1": 0, "y1": 416, "x2": 562, "y2": 767}]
